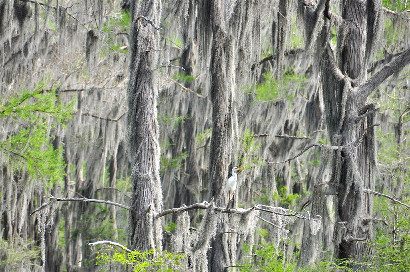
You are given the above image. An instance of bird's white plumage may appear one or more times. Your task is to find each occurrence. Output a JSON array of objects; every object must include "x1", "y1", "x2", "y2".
[{"x1": 226, "y1": 167, "x2": 241, "y2": 202}]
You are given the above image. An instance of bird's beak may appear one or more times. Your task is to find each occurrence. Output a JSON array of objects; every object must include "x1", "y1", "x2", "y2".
[{"x1": 237, "y1": 167, "x2": 243, "y2": 171}]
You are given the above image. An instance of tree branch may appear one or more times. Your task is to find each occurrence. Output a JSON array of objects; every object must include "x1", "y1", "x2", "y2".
[
  {"x1": 358, "y1": 48, "x2": 410, "y2": 100},
  {"x1": 88, "y1": 240, "x2": 132, "y2": 253},
  {"x1": 166, "y1": 77, "x2": 204, "y2": 98},
  {"x1": 267, "y1": 143, "x2": 341, "y2": 164},
  {"x1": 364, "y1": 189, "x2": 410, "y2": 209},
  {"x1": 82, "y1": 111, "x2": 127, "y2": 122},
  {"x1": 30, "y1": 196, "x2": 130, "y2": 215},
  {"x1": 155, "y1": 201, "x2": 313, "y2": 221}
]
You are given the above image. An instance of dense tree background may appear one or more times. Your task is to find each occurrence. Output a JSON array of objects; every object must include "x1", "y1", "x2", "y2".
[{"x1": 0, "y1": 0, "x2": 408, "y2": 271}]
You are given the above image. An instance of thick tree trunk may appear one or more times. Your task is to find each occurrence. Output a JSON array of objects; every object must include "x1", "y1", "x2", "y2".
[
  {"x1": 127, "y1": 0, "x2": 163, "y2": 251},
  {"x1": 208, "y1": 1, "x2": 235, "y2": 271}
]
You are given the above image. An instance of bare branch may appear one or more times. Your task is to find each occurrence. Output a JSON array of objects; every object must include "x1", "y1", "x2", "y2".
[
  {"x1": 166, "y1": 77, "x2": 204, "y2": 98},
  {"x1": 88, "y1": 240, "x2": 132, "y2": 253},
  {"x1": 382, "y1": 7, "x2": 410, "y2": 19},
  {"x1": 267, "y1": 143, "x2": 341, "y2": 164},
  {"x1": 31, "y1": 196, "x2": 130, "y2": 215},
  {"x1": 155, "y1": 201, "x2": 254, "y2": 219},
  {"x1": 82, "y1": 111, "x2": 127, "y2": 122},
  {"x1": 256, "y1": 215, "x2": 286, "y2": 229},
  {"x1": 275, "y1": 134, "x2": 311, "y2": 140},
  {"x1": 155, "y1": 202, "x2": 314, "y2": 222},
  {"x1": 358, "y1": 48, "x2": 410, "y2": 100},
  {"x1": 364, "y1": 189, "x2": 410, "y2": 209}
]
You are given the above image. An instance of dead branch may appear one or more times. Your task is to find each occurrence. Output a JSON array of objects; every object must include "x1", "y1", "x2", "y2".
[
  {"x1": 251, "y1": 48, "x2": 304, "y2": 70},
  {"x1": 88, "y1": 240, "x2": 132, "y2": 253},
  {"x1": 382, "y1": 7, "x2": 410, "y2": 18},
  {"x1": 267, "y1": 143, "x2": 341, "y2": 164},
  {"x1": 166, "y1": 77, "x2": 204, "y2": 98},
  {"x1": 275, "y1": 134, "x2": 311, "y2": 140},
  {"x1": 155, "y1": 201, "x2": 313, "y2": 221},
  {"x1": 82, "y1": 111, "x2": 127, "y2": 122},
  {"x1": 358, "y1": 48, "x2": 410, "y2": 100},
  {"x1": 364, "y1": 189, "x2": 410, "y2": 209},
  {"x1": 30, "y1": 196, "x2": 130, "y2": 215},
  {"x1": 256, "y1": 215, "x2": 283, "y2": 229}
]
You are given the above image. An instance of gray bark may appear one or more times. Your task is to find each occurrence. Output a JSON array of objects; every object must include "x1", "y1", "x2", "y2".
[
  {"x1": 208, "y1": 1, "x2": 235, "y2": 271},
  {"x1": 127, "y1": 0, "x2": 163, "y2": 251},
  {"x1": 300, "y1": 0, "x2": 410, "y2": 266}
]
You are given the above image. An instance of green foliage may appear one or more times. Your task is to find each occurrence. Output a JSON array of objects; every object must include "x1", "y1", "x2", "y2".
[
  {"x1": 164, "y1": 222, "x2": 177, "y2": 234},
  {"x1": 172, "y1": 71, "x2": 195, "y2": 83},
  {"x1": 167, "y1": 35, "x2": 183, "y2": 49},
  {"x1": 250, "y1": 69, "x2": 306, "y2": 102},
  {"x1": 196, "y1": 128, "x2": 212, "y2": 147},
  {"x1": 239, "y1": 242, "x2": 296, "y2": 272},
  {"x1": 158, "y1": 114, "x2": 189, "y2": 128},
  {"x1": 382, "y1": 0, "x2": 407, "y2": 11},
  {"x1": 101, "y1": 10, "x2": 130, "y2": 54},
  {"x1": 0, "y1": 81, "x2": 75, "y2": 187},
  {"x1": 368, "y1": 196, "x2": 410, "y2": 271},
  {"x1": 0, "y1": 238, "x2": 40, "y2": 269},
  {"x1": 273, "y1": 186, "x2": 300, "y2": 207},
  {"x1": 96, "y1": 247, "x2": 185, "y2": 272},
  {"x1": 237, "y1": 129, "x2": 263, "y2": 170},
  {"x1": 160, "y1": 152, "x2": 188, "y2": 173}
]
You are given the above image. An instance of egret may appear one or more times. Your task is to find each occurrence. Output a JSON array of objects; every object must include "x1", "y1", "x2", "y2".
[{"x1": 226, "y1": 166, "x2": 243, "y2": 204}]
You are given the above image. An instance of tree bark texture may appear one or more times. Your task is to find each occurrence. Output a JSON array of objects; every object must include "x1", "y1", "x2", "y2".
[
  {"x1": 300, "y1": 0, "x2": 409, "y2": 265},
  {"x1": 208, "y1": 1, "x2": 235, "y2": 271},
  {"x1": 127, "y1": 0, "x2": 163, "y2": 251}
]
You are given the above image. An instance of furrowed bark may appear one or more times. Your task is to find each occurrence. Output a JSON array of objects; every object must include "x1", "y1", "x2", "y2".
[{"x1": 127, "y1": 0, "x2": 163, "y2": 252}]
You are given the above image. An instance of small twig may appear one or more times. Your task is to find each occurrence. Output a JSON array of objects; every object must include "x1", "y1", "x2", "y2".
[
  {"x1": 364, "y1": 189, "x2": 409, "y2": 209},
  {"x1": 253, "y1": 134, "x2": 269, "y2": 137},
  {"x1": 256, "y1": 215, "x2": 282, "y2": 229},
  {"x1": 167, "y1": 77, "x2": 204, "y2": 98},
  {"x1": 88, "y1": 240, "x2": 132, "y2": 253},
  {"x1": 267, "y1": 143, "x2": 341, "y2": 164},
  {"x1": 82, "y1": 111, "x2": 126, "y2": 122}
]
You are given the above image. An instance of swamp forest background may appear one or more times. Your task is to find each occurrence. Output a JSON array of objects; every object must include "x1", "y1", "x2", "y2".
[{"x1": 0, "y1": 0, "x2": 409, "y2": 271}]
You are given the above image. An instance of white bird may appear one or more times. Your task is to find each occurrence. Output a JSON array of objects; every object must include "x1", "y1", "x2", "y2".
[{"x1": 226, "y1": 166, "x2": 243, "y2": 203}]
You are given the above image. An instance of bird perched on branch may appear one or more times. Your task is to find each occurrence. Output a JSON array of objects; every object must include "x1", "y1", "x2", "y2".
[{"x1": 226, "y1": 166, "x2": 243, "y2": 207}]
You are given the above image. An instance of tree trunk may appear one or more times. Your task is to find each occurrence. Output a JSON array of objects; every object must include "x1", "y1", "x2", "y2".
[
  {"x1": 127, "y1": 0, "x2": 163, "y2": 251},
  {"x1": 300, "y1": 0, "x2": 410, "y2": 266},
  {"x1": 208, "y1": 1, "x2": 235, "y2": 271}
]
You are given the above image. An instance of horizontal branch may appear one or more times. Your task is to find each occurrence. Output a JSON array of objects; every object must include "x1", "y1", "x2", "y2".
[
  {"x1": 155, "y1": 201, "x2": 313, "y2": 221},
  {"x1": 155, "y1": 201, "x2": 254, "y2": 219},
  {"x1": 267, "y1": 143, "x2": 341, "y2": 164},
  {"x1": 364, "y1": 189, "x2": 409, "y2": 209},
  {"x1": 274, "y1": 134, "x2": 311, "y2": 140},
  {"x1": 82, "y1": 111, "x2": 126, "y2": 122},
  {"x1": 358, "y1": 48, "x2": 410, "y2": 100},
  {"x1": 251, "y1": 48, "x2": 304, "y2": 70},
  {"x1": 88, "y1": 240, "x2": 132, "y2": 253},
  {"x1": 31, "y1": 196, "x2": 129, "y2": 215}
]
